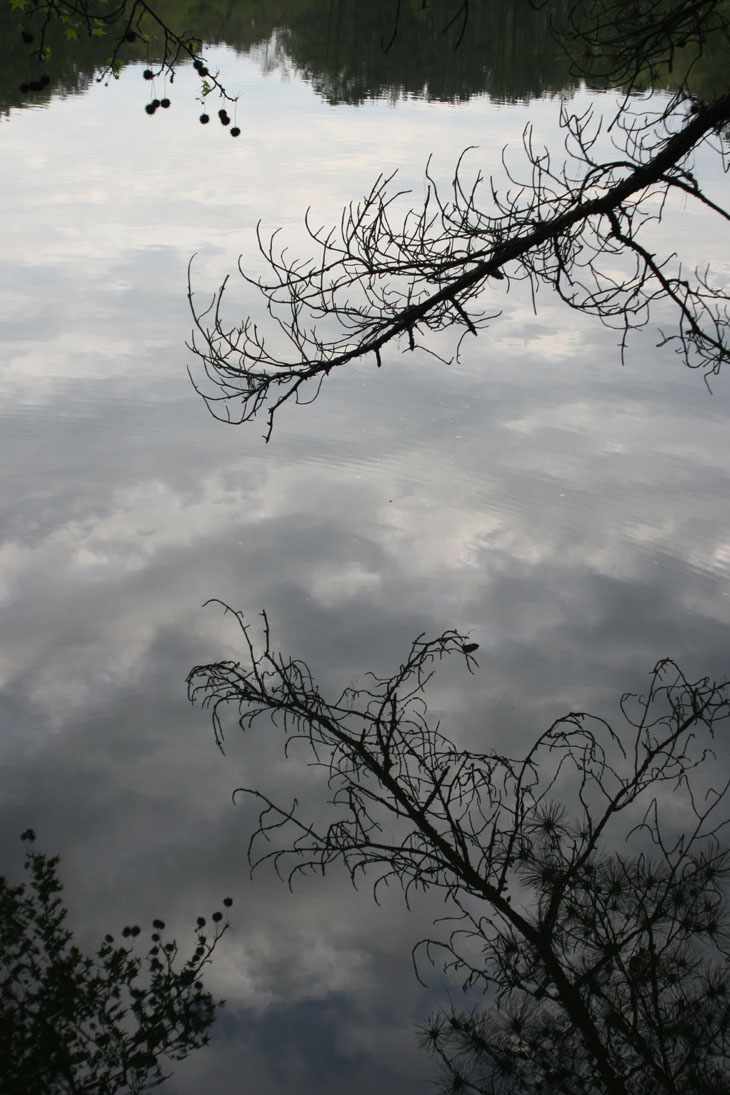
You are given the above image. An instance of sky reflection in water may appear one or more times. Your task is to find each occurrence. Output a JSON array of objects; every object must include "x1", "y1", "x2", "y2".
[{"x1": 1, "y1": 45, "x2": 730, "y2": 1094}]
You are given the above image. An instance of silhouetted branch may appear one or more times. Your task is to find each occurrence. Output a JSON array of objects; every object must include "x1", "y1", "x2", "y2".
[
  {"x1": 189, "y1": 606, "x2": 730, "y2": 1093},
  {"x1": 188, "y1": 92, "x2": 730, "y2": 439},
  {"x1": 17, "y1": 1, "x2": 236, "y2": 106},
  {"x1": 553, "y1": 0, "x2": 730, "y2": 95}
]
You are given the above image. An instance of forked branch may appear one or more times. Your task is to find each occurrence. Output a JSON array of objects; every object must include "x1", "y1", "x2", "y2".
[
  {"x1": 188, "y1": 605, "x2": 730, "y2": 1093},
  {"x1": 188, "y1": 93, "x2": 730, "y2": 439}
]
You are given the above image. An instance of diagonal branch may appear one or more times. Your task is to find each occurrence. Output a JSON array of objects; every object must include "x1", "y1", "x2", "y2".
[{"x1": 188, "y1": 93, "x2": 730, "y2": 440}]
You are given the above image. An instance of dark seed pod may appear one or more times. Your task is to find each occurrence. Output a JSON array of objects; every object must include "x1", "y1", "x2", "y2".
[
  {"x1": 199, "y1": 113, "x2": 210, "y2": 124},
  {"x1": 40, "y1": 75, "x2": 50, "y2": 87},
  {"x1": 143, "y1": 69, "x2": 154, "y2": 80},
  {"x1": 21, "y1": 30, "x2": 34, "y2": 44},
  {"x1": 125, "y1": 30, "x2": 136, "y2": 43},
  {"x1": 160, "y1": 98, "x2": 171, "y2": 108},
  {"x1": 145, "y1": 102, "x2": 156, "y2": 114},
  {"x1": 230, "y1": 127, "x2": 241, "y2": 137}
]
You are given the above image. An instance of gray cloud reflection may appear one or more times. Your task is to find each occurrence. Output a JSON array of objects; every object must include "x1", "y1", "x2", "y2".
[{"x1": 2, "y1": 48, "x2": 730, "y2": 1095}]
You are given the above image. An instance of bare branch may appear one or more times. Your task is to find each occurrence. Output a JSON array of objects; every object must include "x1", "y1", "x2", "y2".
[
  {"x1": 188, "y1": 93, "x2": 730, "y2": 439},
  {"x1": 189, "y1": 607, "x2": 730, "y2": 1093}
]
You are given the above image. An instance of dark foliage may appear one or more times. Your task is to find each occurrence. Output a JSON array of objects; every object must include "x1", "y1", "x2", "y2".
[{"x1": 0, "y1": 831, "x2": 232, "y2": 1094}]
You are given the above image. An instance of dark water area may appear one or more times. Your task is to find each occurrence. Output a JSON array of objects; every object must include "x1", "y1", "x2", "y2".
[{"x1": 1, "y1": 4, "x2": 730, "y2": 1093}]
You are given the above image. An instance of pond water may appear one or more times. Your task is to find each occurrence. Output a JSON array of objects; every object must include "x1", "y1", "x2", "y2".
[{"x1": 2, "y1": 8, "x2": 730, "y2": 1094}]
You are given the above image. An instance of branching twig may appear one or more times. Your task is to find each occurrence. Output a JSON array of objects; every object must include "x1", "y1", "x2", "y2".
[
  {"x1": 188, "y1": 93, "x2": 730, "y2": 440},
  {"x1": 188, "y1": 606, "x2": 730, "y2": 1093}
]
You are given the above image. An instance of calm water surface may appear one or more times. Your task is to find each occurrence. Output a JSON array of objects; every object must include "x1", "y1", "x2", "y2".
[{"x1": 2, "y1": 24, "x2": 730, "y2": 1095}]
